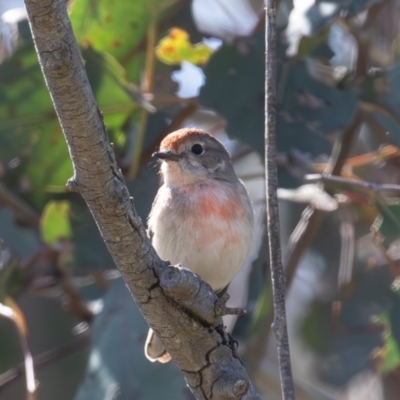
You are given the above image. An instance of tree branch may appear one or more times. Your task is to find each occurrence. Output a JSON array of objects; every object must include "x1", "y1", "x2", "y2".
[
  {"x1": 284, "y1": 111, "x2": 363, "y2": 289},
  {"x1": 0, "y1": 334, "x2": 90, "y2": 390},
  {"x1": 22, "y1": 1, "x2": 259, "y2": 399},
  {"x1": 0, "y1": 303, "x2": 36, "y2": 400},
  {"x1": 0, "y1": 183, "x2": 39, "y2": 228},
  {"x1": 265, "y1": 1, "x2": 295, "y2": 399},
  {"x1": 305, "y1": 174, "x2": 400, "y2": 195}
]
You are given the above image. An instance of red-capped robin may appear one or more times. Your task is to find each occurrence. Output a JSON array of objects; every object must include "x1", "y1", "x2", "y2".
[{"x1": 145, "y1": 128, "x2": 254, "y2": 363}]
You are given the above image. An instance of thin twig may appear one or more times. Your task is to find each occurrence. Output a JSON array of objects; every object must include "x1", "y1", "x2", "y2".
[
  {"x1": 57, "y1": 272, "x2": 93, "y2": 322},
  {"x1": 359, "y1": 101, "x2": 400, "y2": 129},
  {"x1": 0, "y1": 303, "x2": 36, "y2": 400},
  {"x1": 0, "y1": 334, "x2": 90, "y2": 390},
  {"x1": 0, "y1": 183, "x2": 39, "y2": 227},
  {"x1": 21, "y1": 248, "x2": 93, "y2": 322},
  {"x1": 127, "y1": 7, "x2": 157, "y2": 179},
  {"x1": 343, "y1": 144, "x2": 400, "y2": 168},
  {"x1": 337, "y1": 206, "x2": 355, "y2": 289},
  {"x1": 305, "y1": 174, "x2": 400, "y2": 195},
  {"x1": 284, "y1": 112, "x2": 363, "y2": 289},
  {"x1": 329, "y1": 112, "x2": 363, "y2": 176},
  {"x1": 265, "y1": 1, "x2": 295, "y2": 399}
]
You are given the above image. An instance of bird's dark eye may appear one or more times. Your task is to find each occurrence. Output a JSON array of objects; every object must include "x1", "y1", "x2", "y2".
[{"x1": 191, "y1": 144, "x2": 204, "y2": 155}]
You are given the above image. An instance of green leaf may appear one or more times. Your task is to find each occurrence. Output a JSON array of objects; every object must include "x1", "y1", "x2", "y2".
[
  {"x1": 200, "y1": 32, "x2": 354, "y2": 156},
  {"x1": 301, "y1": 301, "x2": 333, "y2": 353},
  {"x1": 291, "y1": 28, "x2": 332, "y2": 59},
  {"x1": 0, "y1": 35, "x2": 73, "y2": 205},
  {"x1": 200, "y1": 34, "x2": 265, "y2": 153},
  {"x1": 372, "y1": 313, "x2": 400, "y2": 374},
  {"x1": 70, "y1": 0, "x2": 179, "y2": 64},
  {"x1": 84, "y1": 48, "x2": 136, "y2": 115},
  {"x1": 247, "y1": 285, "x2": 272, "y2": 335},
  {"x1": 282, "y1": 62, "x2": 358, "y2": 132},
  {"x1": 0, "y1": 38, "x2": 138, "y2": 206},
  {"x1": 380, "y1": 62, "x2": 400, "y2": 135},
  {"x1": 70, "y1": 0, "x2": 181, "y2": 83},
  {"x1": 372, "y1": 203, "x2": 400, "y2": 247},
  {"x1": 40, "y1": 201, "x2": 72, "y2": 245},
  {"x1": 0, "y1": 41, "x2": 56, "y2": 162}
]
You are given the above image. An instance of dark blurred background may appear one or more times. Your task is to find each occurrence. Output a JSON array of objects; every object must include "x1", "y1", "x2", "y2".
[{"x1": 1, "y1": 0, "x2": 400, "y2": 399}]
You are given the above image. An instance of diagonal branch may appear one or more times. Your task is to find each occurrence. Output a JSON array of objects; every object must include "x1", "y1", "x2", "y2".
[
  {"x1": 265, "y1": 1, "x2": 295, "y2": 399},
  {"x1": 22, "y1": 1, "x2": 260, "y2": 399},
  {"x1": 0, "y1": 303, "x2": 36, "y2": 400}
]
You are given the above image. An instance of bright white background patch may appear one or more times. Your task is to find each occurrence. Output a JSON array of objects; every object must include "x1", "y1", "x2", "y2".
[{"x1": 171, "y1": 62, "x2": 205, "y2": 98}]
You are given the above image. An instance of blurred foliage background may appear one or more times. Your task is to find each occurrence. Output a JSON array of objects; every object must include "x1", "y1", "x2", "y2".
[{"x1": 1, "y1": 0, "x2": 400, "y2": 399}]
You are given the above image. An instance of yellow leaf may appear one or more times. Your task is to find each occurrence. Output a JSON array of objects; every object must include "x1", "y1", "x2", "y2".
[
  {"x1": 156, "y1": 27, "x2": 213, "y2": 66},
  {"x1": 168, "y1": 27, "x2": 189, "y2": 42},
  {"x1": 40, "y1": 200, "x2": 72, "y2": 245}
]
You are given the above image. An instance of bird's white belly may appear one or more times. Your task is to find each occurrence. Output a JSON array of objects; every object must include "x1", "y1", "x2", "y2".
[{"x1": 151, "y1": 213, "x2": 252, "y2": 292}]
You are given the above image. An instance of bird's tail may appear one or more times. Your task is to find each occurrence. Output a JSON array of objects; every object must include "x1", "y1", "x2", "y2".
[{"x1": 145, "y1": 328, "x2": 172, "y2": 363}]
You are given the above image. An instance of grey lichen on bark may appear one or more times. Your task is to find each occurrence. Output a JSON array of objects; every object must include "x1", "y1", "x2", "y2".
[{"x1": 23, "y1": 0, "x2": 261, "y2": 399}]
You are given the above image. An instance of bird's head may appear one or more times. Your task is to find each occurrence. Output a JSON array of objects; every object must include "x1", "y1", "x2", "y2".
[{"x1": 153, "y1": 128, "x2": 237, "y2": 186}]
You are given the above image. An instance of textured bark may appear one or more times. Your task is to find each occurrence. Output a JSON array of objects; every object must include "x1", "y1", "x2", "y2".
[
  {"x1": 264, "y1": 1, "x2": 296, "y2": 400},
  {"x1": 22, "y1": 0, "x2": 260, "y2": 399}
]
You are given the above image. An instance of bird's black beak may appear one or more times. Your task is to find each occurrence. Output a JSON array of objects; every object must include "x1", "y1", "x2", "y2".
[{"x1": 152, "y1": 151, "x2": 181, "y2": 162}]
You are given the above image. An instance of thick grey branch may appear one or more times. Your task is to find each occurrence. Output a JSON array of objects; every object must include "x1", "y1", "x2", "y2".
[{"x1": 23, "y1": 0, "x2": 260, "y2": 398}]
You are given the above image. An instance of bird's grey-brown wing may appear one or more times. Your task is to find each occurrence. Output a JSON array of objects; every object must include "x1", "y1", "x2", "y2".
[
  {"x1": 144, "y1": 190, "x2": 171, "y2": 363},
  {"x1": 146, "y1": 183, "x2": 167, "y2": 243},
  {"x1": 146, "y1": 186, "x2": 161, "y2": 244},
  {"x1": 216, "y1": 284, "x2": 229, "y2": 298},
  {"x1": 147, "y1": 226, "x2": 154, "y2": 243},
  {"x1": 145, "y1": 329, "x2": 171, "y2": 363}
]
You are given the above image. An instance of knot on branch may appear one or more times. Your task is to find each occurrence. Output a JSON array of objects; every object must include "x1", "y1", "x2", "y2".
[
  {"x1": 66, "y1": 177, "x2": 80, "y2": 192},
  {"x1": 99, "y1": 180, "x2": 130, "y2": 217},
  {"x1": 159, "y1": 265, "x2": 221, "y2": 326},
  {"x1": 159, "y1": 265, "x2": 247, "y2": 328},
  {"x1": 42, "y1": 44, "x2": 73, "y2": 78},
  {"x1": 213, "y1": 374, "x2": 249, "y2": 399}
]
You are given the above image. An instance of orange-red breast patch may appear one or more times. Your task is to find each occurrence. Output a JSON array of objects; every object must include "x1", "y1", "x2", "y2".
[{"x1": 198, "y1": 195, "x2": 246, "y2": 221}]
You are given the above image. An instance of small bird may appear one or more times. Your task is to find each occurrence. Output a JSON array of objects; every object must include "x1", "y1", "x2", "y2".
[{"x1": 145, "y1": 128, "x2": 254, "y2": 363}]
